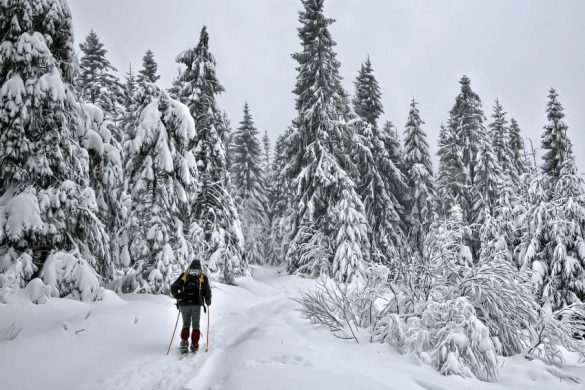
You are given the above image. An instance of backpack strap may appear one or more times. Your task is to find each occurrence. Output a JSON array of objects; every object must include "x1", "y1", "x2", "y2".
[{"x1": 199, "y1": 272, "x2": 205, "y2": 291}]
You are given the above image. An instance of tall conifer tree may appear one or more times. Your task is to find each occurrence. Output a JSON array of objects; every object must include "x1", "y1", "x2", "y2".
[
  {"x1": 403, "y1": 100, "x2": 437, "y2": 251},
  {"x1": 285, "y1": 0, "x2": 369, "y2": 282},
  {"x1": 230, "y1": 103, "x2": 269, "y2": 264},
  {"x1": 522, "y1": 89, "x2": 585, "y2": 310},
  {"x1": 437, "y1": 122, "x2": 464, "y2": 215},
  {"x1": 540, "y1": 89, "x2": 573, "y2": 190},
  {"x1": 122, "y1": 92, "x2": 199, "y2": 293},
  {"x1": 350, "y1": 60, "x2": 408, "y2": 265},
  {"x1": 489, "y1": 100, "x2": 512, "y2": 179},
  {"x1": 0, "y1": 0, "x2": 109, "y2": 300},
  {"x1": 508, "y1": 118, "x2": 527, "y2": 179},
  {"x1": 438, "y1": 76, "x2": 487, "y2": 223},
  {"x1": 175, "y1": 27, "x2": 244, "y2": 282},
  {"x1": 262, "y1": 130, "x2": 271, "y2": 171}
]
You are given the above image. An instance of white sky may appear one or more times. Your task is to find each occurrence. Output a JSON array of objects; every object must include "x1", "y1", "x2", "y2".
[{"x1": 68, "y1": 0, "x2": 585, "y2": 173}]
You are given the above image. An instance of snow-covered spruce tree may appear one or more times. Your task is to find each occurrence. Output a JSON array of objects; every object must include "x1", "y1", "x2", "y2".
[
  {"x1": 508, "y1": 118, "x2": 527, "y2": 179},
  {"x1": 350, "y1": 60, "x2": 406, "y2": 267},
  {"x1": 403, "y1": 99, "x2": 437, "y2": 252},
  {"x1": 540, "y1": 88, "x2": 573, "y2": 190},
  {"x1": 122, "y1": 90, "x2": 199, "y2": 293},
  {"x1": 438, "y1": 76, "x2": 487, "y2": 224},
  {"x1": 488, "y1": 100, "x2": 512, "y2": 179},
  {"x1": 522, "y1": 89, "x2": 585, "y2": 311},
  {"x1": 175, "y1": 27, "x2": 244, "y2": 283},
  {"x1": 230, "y1": 103, "x2": 269, "y2": 264},
  {"x1": 122, "y1": 64, "x2": 136, "y2": 109},
  {"x1": 486, "y1": 102, "x2": 526, "y2": 269},
  {"x1": 382, "y1": 120, "x2": 405, "y2": 180},
  {"x1": 266, "y1": 129, "x2": 294, "y2": 265},
  {"x1": 437, "y1": 123, "x2": 465, "y2": 216},
  {"x1": 260, "y1": 130, "x2": 277, "y2": 264},
  {"x1": 262, "y1": 130, "x2": 271, "y2": 172},
  {"x1": 382, "y1": 120, "x2": 410, "y2": 226},
  {"x1": 470, "y1": 125, "x2": 503, "y2": 228},
  {"x1": 353, "y1": 57, "x2": 383, "y2": 129},
  {"x1": 0, "y1": 0, "x2": 109, "y2": 302},
  {"x1": 80, "y1": 103, "x2": 128, "y2": 276},
  {"x1": 284, "y1": 0, "x2": 369, "y2": 283},
  {"x1": 352, "y1": 121, "x2": 406, "y2": 268},
  {"x1": 76, "y1": 30, "x2": 123, "y2": 120}
]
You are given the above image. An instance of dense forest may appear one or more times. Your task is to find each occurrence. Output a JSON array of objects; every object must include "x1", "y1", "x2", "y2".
[{"x1": 1, "y1": 0, "x2": 584, "y2": 381}]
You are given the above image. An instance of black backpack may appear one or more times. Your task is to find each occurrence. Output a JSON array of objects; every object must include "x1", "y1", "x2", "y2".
[{"x1": 180, "y1": 269, "x2": 205, "y2": 304}]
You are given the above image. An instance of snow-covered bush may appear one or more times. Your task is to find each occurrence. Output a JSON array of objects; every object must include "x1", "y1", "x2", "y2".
[
  {"x1": 422, "y1": 298, "x2": 498, "y2": 381},
  {"x1": 527, "y1": 304, "x2": 585, "y2": 366},
  {"x1": 295, "y1": 277, "x2": 363, "y2": 343},
  {"x1": 372, "y1": 298, "x2": 500, "y2": 381},
  {"x1": 296, "y1": 263, "x2": 394, "y2": 342},
  {"x1": 40, "y1": 251, "x2": 103, "y2": 302},
  {"x1": 25, "y1": 278, "x2": 52, "y2": 304},
  {"x1": 459, "y1": 259, "x2": 537, "y2": 356}
]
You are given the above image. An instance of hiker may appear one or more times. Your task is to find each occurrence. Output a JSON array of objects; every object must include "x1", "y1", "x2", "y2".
[{"x1": 170, "y1": 259, "x2": 212, "y2": 353}]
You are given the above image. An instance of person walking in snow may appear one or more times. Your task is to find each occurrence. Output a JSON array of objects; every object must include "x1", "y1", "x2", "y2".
[{"x1": 171, "y1": 259, "x2": 212, "y2": 353}]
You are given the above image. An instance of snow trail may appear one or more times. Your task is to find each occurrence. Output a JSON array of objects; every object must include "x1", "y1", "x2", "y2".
[
  {"x1": 87, "y1": 267, "x2": 312, "y2": 390},
  {"x1": 3, "y1": 266, "x2": 585, "y2": 390}
]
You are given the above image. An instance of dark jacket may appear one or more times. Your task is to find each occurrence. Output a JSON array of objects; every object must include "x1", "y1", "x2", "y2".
[{"x1": 170, "y1": 270, "x2": 212, "y2": 307}]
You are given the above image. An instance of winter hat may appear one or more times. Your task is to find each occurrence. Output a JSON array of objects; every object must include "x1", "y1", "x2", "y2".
[{"x1": 189, "y1": 260, "x2": 202, "y2": 270}]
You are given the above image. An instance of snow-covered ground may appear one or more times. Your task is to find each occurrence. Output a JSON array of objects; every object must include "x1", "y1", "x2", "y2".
[{"x1": 1, "y1": 266, "x2": 584, "y2": 390}]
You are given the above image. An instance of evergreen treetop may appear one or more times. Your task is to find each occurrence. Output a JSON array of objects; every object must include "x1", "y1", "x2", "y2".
[
  {"x1": 353, "y1": 57, "x2": 384, "y2": 129},
  {"x1": 77, "y1": 29, "x2": 122, "y2": 116},
  {"x1": 541, "y1": 88, "x2": 573, "y2": 189},
  {"x1": 137, "y1": 49, "x2": 160, "y2": 84}
]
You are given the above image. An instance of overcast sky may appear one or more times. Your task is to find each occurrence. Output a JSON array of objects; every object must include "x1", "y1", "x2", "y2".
[{"x1": 68, "y1": 0, "x2": 584, "y2": 173}]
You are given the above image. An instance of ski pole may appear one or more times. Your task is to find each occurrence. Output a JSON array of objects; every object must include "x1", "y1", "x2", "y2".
[
  {"x1": 166, "y1": 309, "x2": 180, "y2": 356},
  {"x1": 205, "y1": 305, "x2": 210, "y2": 352}
]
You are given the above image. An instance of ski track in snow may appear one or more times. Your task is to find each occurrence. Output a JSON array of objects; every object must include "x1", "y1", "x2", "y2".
[{"x1": 88, "y1": 267, "x2": 306, "y2": 390}]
